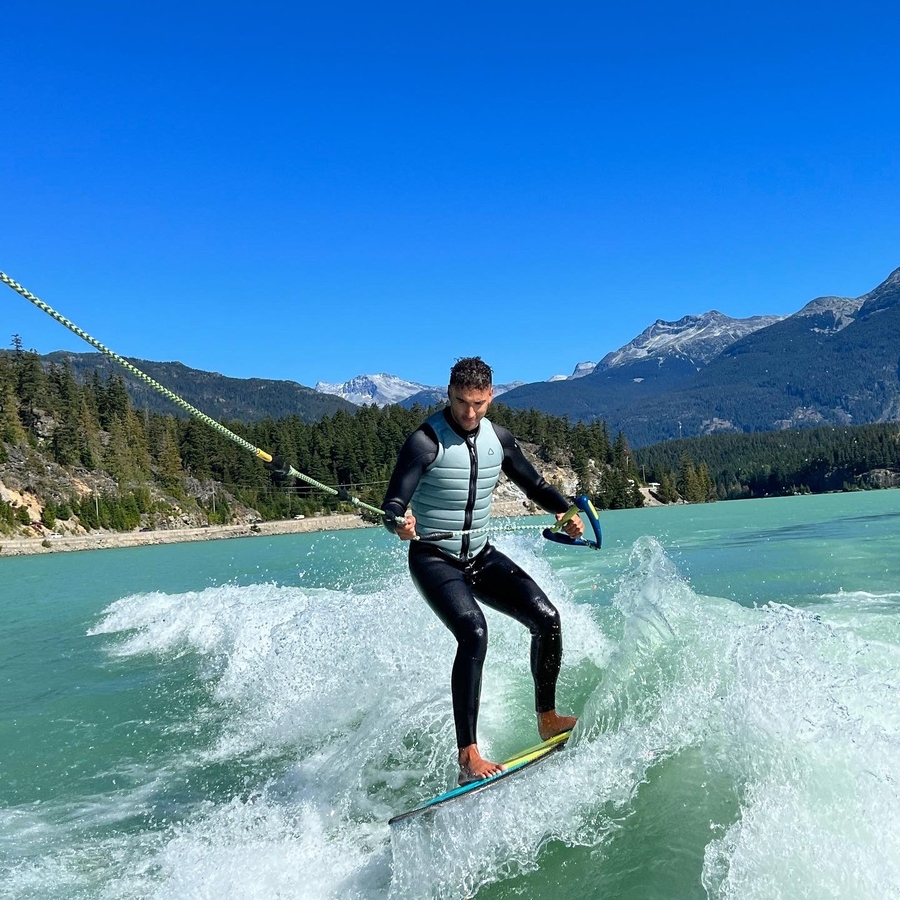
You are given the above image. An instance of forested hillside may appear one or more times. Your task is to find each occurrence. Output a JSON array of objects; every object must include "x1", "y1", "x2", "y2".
[{"x1": 635, "y1": 425, "x2": 900, "y2": 501}]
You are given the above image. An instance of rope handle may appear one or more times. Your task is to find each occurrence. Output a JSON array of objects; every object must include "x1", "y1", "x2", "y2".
[
  {"x1": 389, "y1": 496, "x2": 601, "y2": 546},
  {"x1": 542, "y1": 494, "x2": 602, "y2": 550}
]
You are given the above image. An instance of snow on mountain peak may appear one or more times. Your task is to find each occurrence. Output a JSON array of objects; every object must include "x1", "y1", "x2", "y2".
[
  {"x1": 316, "y1": 374, "x2": 527, "y2": 406},
  {"x1": 315, "y1": 373, "x2": 432, "y2": 406},
  {"x1": 549, "y1": 361, "x2": 598, "y2": 381},
  {"x1": 598, "y1": 310, "x2": 784, "y2": 370}
]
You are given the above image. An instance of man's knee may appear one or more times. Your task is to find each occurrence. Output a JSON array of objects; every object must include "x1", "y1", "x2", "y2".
[
  {"x1": 533, "y1": 599, "x2": 561, "y2": 638},
  {"x1": 456, "y1": 611, "x2": 488, "y2": 659}
]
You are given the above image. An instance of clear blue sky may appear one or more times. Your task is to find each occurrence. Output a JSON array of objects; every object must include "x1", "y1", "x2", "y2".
[{"x1": 2, "y1": 1, "x2": 898, "y2": 389}]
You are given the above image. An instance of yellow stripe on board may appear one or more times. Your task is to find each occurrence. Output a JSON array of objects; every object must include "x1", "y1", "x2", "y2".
[{"x1": 501, "y1": 730, "x2": 571, "y2": 769}]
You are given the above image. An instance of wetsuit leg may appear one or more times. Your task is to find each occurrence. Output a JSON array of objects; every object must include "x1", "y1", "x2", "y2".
[
  {"x1": 408, "y1": 542, "x2": 488, "y2": 748},
  {"x1": 468, "y1": 543, "x2": 562, "y2": 714}
]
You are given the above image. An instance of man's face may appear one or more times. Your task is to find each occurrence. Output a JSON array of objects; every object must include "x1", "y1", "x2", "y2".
[{"x1": 448, "y1": 384, "x2": 493, "y2": 432}]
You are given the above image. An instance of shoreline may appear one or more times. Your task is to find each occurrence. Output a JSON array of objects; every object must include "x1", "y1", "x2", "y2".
[{"x1": 0, "y1": 514, "x2": 373, "y2": 558}]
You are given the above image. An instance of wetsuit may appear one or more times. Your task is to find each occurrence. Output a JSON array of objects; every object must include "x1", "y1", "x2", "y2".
[{"x1": 382, "y1": 407, "x2": 571, "y2": 749}]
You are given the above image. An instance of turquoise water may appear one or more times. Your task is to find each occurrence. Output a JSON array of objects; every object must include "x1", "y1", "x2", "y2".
[{"x1": 2, "y1": 491, "x2": 899, "y2": 899}]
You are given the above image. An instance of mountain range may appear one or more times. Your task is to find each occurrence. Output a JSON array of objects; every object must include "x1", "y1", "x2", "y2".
[
  {"x1": 340, "y1": 268, "x2": 900, "y2": 446},
  {"x1": 17, "y1": 266, "x2": 900, "y2": 448},
  {"x1": 497, "y1": 267, "x2": 900, "y2": 445}
]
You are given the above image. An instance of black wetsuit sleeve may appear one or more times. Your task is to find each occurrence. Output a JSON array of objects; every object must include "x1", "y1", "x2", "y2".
[
  {"x1": 495, "y1": 424, "x2": 570, "y2": 515},
  {"x1": 381, "y1": 425, "x2": 439, "y2": 532}
]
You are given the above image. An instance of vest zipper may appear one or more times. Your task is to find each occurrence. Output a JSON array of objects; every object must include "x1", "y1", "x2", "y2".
[{"x1": 461, "y1": 433, "x2": 478, "y2": 559}]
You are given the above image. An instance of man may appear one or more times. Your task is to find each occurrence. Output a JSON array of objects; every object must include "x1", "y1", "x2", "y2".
[{"x1": 382, "y1": 357, "x2": 583, "y2": 784}]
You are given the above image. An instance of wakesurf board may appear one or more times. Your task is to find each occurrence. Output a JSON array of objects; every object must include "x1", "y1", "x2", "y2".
[{"x1": 388, "y1": 730, "x2": 571, "y2": 826}]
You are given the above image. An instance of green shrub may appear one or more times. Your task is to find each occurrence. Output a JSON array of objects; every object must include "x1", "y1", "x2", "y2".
[{"x1": 41, "y1": 502, "x2": 58, "y2": 530}]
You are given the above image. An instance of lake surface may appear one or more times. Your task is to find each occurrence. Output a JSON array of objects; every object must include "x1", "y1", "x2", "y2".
[{"x1": 2, "y1": 490, "x2": 899, "y2": 899}]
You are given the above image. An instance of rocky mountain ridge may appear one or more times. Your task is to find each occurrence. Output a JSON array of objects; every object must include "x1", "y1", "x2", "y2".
[
  {"x1": 314, "y1": 373, "x2": 433, "y2": 406},
  {"x1": 596, "y1": 310, "x2": 785, "y2": 370},
  {"x1": 321, "y1": 310, "x2": 786, "y2": 407}
]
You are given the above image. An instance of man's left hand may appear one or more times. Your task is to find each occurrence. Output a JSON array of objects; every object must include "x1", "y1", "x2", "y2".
[{"x1": 556, "y1": 511, "x2": 584, "y2": 539}]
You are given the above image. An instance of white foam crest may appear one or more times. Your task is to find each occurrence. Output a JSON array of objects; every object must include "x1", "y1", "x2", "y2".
[
  {"x1": 491, "y1": 531, "x2": 612, "y2": 669},
  {"x1": 105, "y1": 798, "x2": 391, "y2": 900},
  {"x1": 0, "y1": 806, "x2": 167, "y2": 900},
  {"x1": 703, "y1": 775, "x2": 900, "y2": 900},
  {"x1": 2, "y1": 852, "x2": 85, "y2": 900},
  {"x1": 577, "y1": 538, "x2": 747, "y2": 761},
  {"x1": 90, "y1": 577, "x2": 456, "y2": 767},
  {"x1": 88, "y1": 584, "x2": 293, "y2": 659},
  {"x1": 701, "y1": 602, "x2": 900, "y2": 900},
  {"x1": 592, "y1": 539, "x2": 900, "y2": 899},
  {"x1": 821, "y1": 589, "x2": 900, "y2": 606},
  {"x1": 815, "y1": 589, "x2": 900, "y2": 645},
  {"x1": 390, "y1": 716, "x2": 688, "y2": 900},
  {"x1": 0, "y1": 773, "x2": 168, "y2": 855}
]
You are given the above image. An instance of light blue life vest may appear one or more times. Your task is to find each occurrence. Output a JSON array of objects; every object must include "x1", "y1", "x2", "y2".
[{"x1": 412, "y1": 411, "x2": 503, "y2": 559}]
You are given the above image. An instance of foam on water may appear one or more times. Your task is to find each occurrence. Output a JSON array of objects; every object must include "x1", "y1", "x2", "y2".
[
  {"x1": 700, "y1": 598, "x2": 900, "y2": 900},
  {"x1": 108, "y1": 799, "x2": 389, "y2": 900},
  {"x1": 814, "y1": 589, "x2": 900, "y2": 645}
]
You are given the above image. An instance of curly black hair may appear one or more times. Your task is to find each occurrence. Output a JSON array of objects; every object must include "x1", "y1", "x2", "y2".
[{"x1": 448, "y1": 356, "x2": 493, "y2": 391}]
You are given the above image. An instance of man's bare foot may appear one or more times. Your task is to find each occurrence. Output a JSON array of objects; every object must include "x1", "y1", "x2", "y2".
[
  {"x1": 537, "y1": 710, "x2": 578, "y2": 741},
  {"x1": 458, "y1": 744, "x2": 504, "y2": 785}
]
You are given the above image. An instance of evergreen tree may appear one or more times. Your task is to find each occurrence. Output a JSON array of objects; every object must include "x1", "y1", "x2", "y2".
[
  {"x1": 697, "y1": 461, "x2": 716, "y2": 502},
  {"x1": 678, "y1": 453, "x2": 703, "y2": 503},
  {"x1": 595, "y1": 467, "x2": 631, "y2": 509},
  {"x1": 47, "y1": 362, "x2": 83, "y2": 465},
  {"x1": 151, "y1": 415, "x2": 185, "y2": 489},
  {"x1": 656, "y1": 470, "x2": 680, "y2": 504},
  {"x1": 179, "y1": 417, "x2": 214, "y2": 478},
  {"x1": 14, "y1": 346, "x2": 46, "y2": 434},
  {"x1": 76, "y1": 395, "x2": 102, "y2": 468},
  {"x1": 573, "y1": 446, "x2": 593, "y2": 497},
  {"x1": 0, "y1": 380, "x2": 26, "y2": 445},
  {"x1": 99, "y1": 373, "x2": 131, "y2": 429},
  {"x1": 612, "y1": 431, "x2": 637, "y2": 477}
]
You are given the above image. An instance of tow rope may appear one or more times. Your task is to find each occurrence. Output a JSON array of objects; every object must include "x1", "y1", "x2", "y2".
[{"x1": 1, "y1": 270, "x2": 601, "y2": 548}]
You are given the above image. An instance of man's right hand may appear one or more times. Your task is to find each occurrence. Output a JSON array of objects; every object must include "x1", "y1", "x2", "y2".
[{"x1": 393, "y1": 513, "x2": 418, "y2": 541}]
